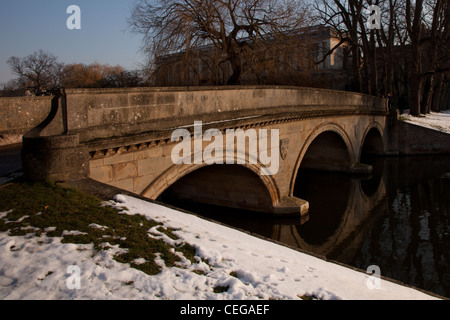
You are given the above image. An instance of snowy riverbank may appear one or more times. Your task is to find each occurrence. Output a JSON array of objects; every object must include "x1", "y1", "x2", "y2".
[
  {"x1": 400, "y1": 109, "x2": 450, "y2": 134},
  {"x1": 0, "y1": 194, "x2": 440, "y2": 300}
]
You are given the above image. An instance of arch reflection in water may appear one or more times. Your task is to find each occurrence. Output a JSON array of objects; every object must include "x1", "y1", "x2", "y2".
[
  {"x1": 293, "y1": 170, "x2": 352, "y2": 246},
  {"x1": 278, "y1": 165, "x2": 386, "y2": 258},
  {"x1": 157, "y1": 160, "x2": 387, "y2": 260}
]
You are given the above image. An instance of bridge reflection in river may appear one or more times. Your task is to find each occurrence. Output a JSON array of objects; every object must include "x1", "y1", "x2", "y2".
[{"x1": 158, "y1": 155, "x2": 450, "y2": 298}]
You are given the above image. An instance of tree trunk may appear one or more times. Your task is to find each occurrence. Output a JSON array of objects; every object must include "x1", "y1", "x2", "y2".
[
  {"x1": 432, "y1": 74, "x2": 443, "y2": 112},
  {"x1": 224, "y1": 42, "x2": 242, "y2": 86},
  {"x1": 422, "y1": 76, "x2": 435, "y2": 114},
  {"x1": 408, "y1": 33, "x2": 422, "y2": 116},
  {"x1": 406, "y1": 0, "x2": 424, "y2": 117},
  {"x1": 227, "y1": 56, "x2": 241, "y2": 85},
  {"x1": 409, "y1": 72, "x2": 422, "y2": 116},
  {"x1": 369, "y1": 30, "x2": 379, "y2": 96},
  {"x1": 351, "y1": 46, "x2": 363, "y2": 93}
]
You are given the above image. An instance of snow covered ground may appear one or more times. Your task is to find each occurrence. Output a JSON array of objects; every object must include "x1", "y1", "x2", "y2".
[
  {"x1": 0, "y1": 194, "x2": 440, "y2": 300},
  {"x1": 400, "y1": 109, "x2": 450, "y2": 134}
]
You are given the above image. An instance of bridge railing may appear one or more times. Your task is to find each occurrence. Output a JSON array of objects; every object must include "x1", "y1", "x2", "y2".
[{"x1": 55, "y1": 86, "x2": 387, "y2": 144}]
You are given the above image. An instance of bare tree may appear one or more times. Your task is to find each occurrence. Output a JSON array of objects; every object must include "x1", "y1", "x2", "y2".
[
  {"x1": 7, "y1": 50, "x2": 63, "y2": 96},
  {"x1": 315, "y1": 0, "x2": 449, "y2": 116},
  {"x1": 403, "y1": 0, "x2": 425, "y2": 116},
  {"x1": 418, "y1": 0, "x2": 449, "y2": 114},
  {"x1": 129, "y1": 0, "x2": 311, "y2": 85},
  {"x1": 314, "y1": 0, "x2": 366, "y2": 93}
]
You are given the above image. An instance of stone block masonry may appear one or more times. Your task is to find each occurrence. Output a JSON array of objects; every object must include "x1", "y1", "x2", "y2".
[
  {"x1": 62, "y1": 86, "x2": 386, "y2": 143},
  {"x1": 0, "y1": 96, "x2": 52, "y2": 135},
  {"x1": 0, "y1": 96, "x2": 52, "y2": 146},
  {"x1": 396, "y1": 121, "x2": 450, "y2": 155}
]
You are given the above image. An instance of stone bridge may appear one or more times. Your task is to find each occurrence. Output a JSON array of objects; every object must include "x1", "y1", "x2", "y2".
[{"x1": 22, "y1": 86, "x2": 393, "y2": 217}]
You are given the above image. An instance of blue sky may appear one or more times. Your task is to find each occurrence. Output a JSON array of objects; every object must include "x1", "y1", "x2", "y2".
[{"x1": 0, "y1": 0, "x2": 146, "y2": 84}]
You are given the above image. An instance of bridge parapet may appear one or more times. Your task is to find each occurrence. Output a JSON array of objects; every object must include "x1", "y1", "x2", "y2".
[{"x1": 60, "y1": 86, "x2": 386, "y2": 143}]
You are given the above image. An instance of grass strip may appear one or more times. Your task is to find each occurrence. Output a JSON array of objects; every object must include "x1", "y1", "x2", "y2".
[{"x1": 0, "y1": 179, "x2": 196, "y2": 276}]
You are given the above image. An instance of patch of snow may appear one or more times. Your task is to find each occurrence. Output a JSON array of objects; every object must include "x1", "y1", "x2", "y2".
[
  {"x1": 5, "y1": 215, "x2": 29, "y2": 224},
  {"x1": 148, "y1": 225, "x2": 184, "y2": 247},
  {"x1": 0, "y1": 195, "x2": 441, "y2": 300},
  {"x1": 61, "y1": 230, "x2": 88, "y2": 236},
  {"x1": 133, "y1": 258, "x2": 147, "y2": 265},
  {"x1": 0, "y1": 210, "x2": 13, "y2": 219},
  {"x1": 113, "y1": 194, "x2": 127, "y2": 204},
  {"x1": 400, "y1": 110, "x2": 450, "y2": 134},
  {"x1": 89, "y1": 223, "x2": 108, "y2": 231}
]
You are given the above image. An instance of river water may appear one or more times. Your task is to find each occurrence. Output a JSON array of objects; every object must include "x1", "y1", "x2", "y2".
[{"x1": 161, "y1": 155, "x2": 450, "y2": 298}]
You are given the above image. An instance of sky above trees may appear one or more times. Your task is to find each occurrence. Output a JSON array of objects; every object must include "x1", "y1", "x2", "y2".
[{"x1": 0, "y1": 0, "x2": 145, "y2": 84}]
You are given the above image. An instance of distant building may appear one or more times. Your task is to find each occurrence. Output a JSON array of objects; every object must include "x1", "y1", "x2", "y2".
[{"x1": 152, "y1": 25, "x2": 352, "y2": 90}]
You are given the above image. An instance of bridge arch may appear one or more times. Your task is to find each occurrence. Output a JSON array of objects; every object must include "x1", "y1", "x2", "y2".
[
  {"x1": 289, "y1": 122, "x2": 356, "y2": 196},
  {"x1": 360, "y1": 122, "x2": 385, "y2": 160},
  {"x1": 358, "y1": 122, "x2": 386, "y2": 197},
  {"x1": 141, "y1": 151, "x2": 281, "y2": 214}
]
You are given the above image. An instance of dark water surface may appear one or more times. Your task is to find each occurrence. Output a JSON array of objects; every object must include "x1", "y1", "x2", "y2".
[{"x1": 161, "y1": 155, "x2": 450, "y2": 298}]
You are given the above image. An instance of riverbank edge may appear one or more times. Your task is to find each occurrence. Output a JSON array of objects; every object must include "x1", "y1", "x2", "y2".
[
  {"x1": 62, "y1": 177, "x2": 447, "y2": 300},
  {"x1": 395, "y1": 119, "x2": 450, "y2": 155}
]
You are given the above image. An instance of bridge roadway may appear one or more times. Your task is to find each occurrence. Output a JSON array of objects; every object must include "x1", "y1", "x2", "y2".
[{"x1": 21, "y1": 86, "x2": 394, "y2": 217}]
